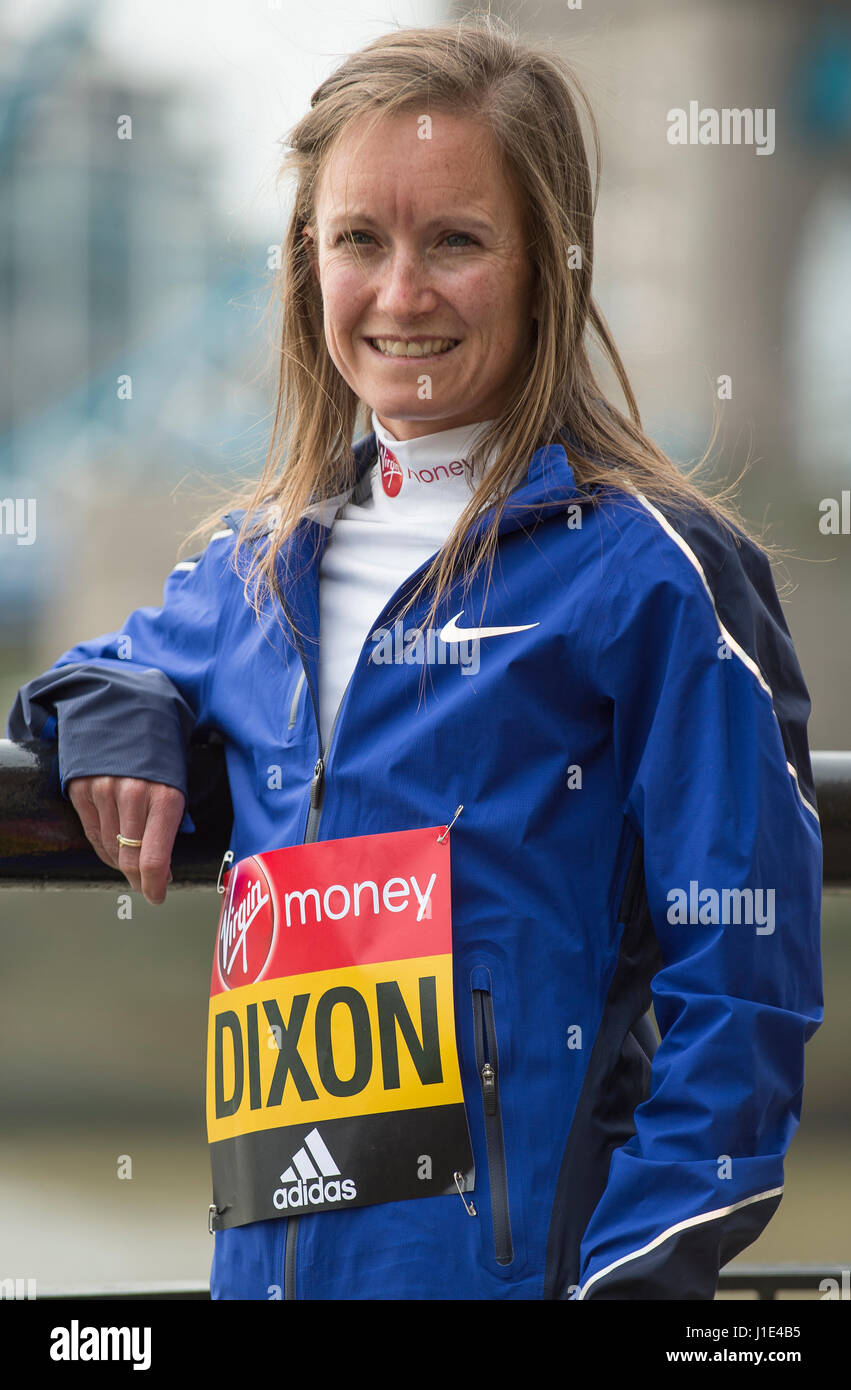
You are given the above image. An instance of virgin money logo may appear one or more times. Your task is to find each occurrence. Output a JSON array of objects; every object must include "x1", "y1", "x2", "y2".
[
  {"x1": 379, "y1": 441, "x2": 403, "y2": 497},
  {"x1": 218, "y1": 857, "x2": 275, "y2": 989}
]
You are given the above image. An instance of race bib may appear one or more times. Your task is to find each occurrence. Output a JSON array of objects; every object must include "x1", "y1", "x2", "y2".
[{"x1": 206, "y1": 824, "x2": 475, "y2": 1230}]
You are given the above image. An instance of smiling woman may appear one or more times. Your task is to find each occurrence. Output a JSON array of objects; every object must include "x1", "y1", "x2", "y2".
[{"x1": 6, "y1": 10, "x2": 823, "y2": 1305}]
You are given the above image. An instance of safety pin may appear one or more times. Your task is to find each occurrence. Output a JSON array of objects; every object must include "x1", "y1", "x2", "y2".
[
  {"x1": 437, "y1": 805, "x2": 463, "y2": 843},
  {"x1": 453, "y1": 1171, "x2": 477, "y2": 1216},
  {"x1": 208, "y1": 1201, "x2": 231, "y2": 1234},
  {"x1": 217, "y1": 850, "x2": 234, "y2": 895}
]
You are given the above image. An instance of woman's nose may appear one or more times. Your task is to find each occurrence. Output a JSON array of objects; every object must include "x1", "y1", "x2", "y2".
[{"x1": 374, "y1": 247, "x2": 438, "y2": 313}]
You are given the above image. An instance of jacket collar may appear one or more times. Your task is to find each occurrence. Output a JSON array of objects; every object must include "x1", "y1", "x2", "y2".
[
  {"x1": 221, "y1": 428, "x2": 580, "y2": 540},
  {"x1": 221, "y1": 429, "x2": 583, "y2": 681}
]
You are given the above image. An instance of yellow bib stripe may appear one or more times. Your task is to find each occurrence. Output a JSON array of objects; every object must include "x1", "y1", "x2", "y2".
[{"x1": 206, "y1": 953, "x2": 463, "y2": 1142}]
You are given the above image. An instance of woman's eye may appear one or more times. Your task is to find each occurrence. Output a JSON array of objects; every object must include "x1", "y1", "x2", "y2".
[
  {"x1": 335, "y1": 231, "x2": 476, "y2": 249},
  {"x1": 337, "y1": 230, "x2": 373, "y2": 245}
]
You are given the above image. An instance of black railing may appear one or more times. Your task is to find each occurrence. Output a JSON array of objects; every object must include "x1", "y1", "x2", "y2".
[
  {"x1": 0, "y1": 740, "x2": 848, "y2": 887},
  {"x1": 12, "y1": 1266, "x2": 847, "y2": 1300},
  {"x1": 0, "y1": 735, "x2": 233, "y2": 885}
]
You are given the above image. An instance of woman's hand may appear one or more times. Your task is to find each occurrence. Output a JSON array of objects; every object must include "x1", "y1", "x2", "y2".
[{"x1": 67, "y1": 775, "x2": 186, "y2": 906}]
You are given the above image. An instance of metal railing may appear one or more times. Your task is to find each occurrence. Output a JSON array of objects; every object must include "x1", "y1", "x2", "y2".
[
  {"x1": 0, "y1": 735, "x2": 232, "y2": 885},
  {"x1": 0, "y1": 741, "x2": 849, "y2": 887}
]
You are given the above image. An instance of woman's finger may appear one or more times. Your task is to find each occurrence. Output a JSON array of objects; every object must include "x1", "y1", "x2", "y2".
[
  {"x1": 67, "y1": 777, "x2": 121, "y2": 870},
  {"x1": 112, "y1": 780, "x2": 149, "y2": 896},
  {"x1": 94, "y1": 782, "x2": 125, "y2": 872},
  {"x1": 117, "y1": 780, "x2": 184, "y2": 906}
]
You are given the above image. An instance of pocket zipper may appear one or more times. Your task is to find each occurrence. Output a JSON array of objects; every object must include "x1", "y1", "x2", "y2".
[
  {"x1": 472, "y1": 986, "x2": 514, "y2": 1266},
  {"x1": 287, "y1": 670, "x2": 306, "y2": 732}
]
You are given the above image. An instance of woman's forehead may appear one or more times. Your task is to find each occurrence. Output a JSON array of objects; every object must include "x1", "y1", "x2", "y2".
[{"x1": 314, "y1": 111, "x2": 512, "y2": 218}]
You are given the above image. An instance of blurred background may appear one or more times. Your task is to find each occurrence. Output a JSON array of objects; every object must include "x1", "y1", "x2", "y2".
[{"x1": 0, "y1": 0, "x2": 848, "y2": 1293}]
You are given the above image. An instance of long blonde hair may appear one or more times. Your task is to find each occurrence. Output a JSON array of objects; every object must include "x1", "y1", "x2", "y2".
[{"x1": 184, "y1": 9, "x2": 766, "y2": 641}]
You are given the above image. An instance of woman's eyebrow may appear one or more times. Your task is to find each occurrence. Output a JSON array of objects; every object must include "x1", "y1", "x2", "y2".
[{"x1": 326, "y1": 211, "x2": 494, "y2": 233}]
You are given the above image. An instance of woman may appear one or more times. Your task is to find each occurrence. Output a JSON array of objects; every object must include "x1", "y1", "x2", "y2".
[{"x1": 7, "y1": 17, "x2": 823, "y2": 1301}]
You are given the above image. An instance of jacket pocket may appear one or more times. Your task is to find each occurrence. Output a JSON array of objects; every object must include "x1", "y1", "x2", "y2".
[
  {"x1": 471, "y1": 968, "x2": 514, "y2": 1266},
  {"x1": 285, "y1": 669, "x2": 307, "y2": 745},
  {"x1": 254, "y1": 669, "x2": 308, "y2": 800}
]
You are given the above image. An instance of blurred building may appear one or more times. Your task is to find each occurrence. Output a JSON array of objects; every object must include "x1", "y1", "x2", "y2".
[
  {"x1": 449, "y1": 0, "x2": 851, "y2": 746},
  {"x1": 0, "y1": 7, "x2": 268, "y2": 648}
]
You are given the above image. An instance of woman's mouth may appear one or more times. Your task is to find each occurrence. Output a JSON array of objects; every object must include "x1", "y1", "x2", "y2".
[{"x1": 366, "y1": 337, "x2": 461, "y2": 360}]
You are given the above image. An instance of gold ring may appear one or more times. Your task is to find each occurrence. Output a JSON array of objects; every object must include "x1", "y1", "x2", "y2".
[{"x1": 116, "y1": 833, "x2": 143, "y2": 848}]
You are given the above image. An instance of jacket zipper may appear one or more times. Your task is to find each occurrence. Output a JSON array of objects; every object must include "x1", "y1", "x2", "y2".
[
  {"x1": 472, "y1": 986, "x2": 513, "y2": 1265},
  {"x1": 279, "y1": 602, "x2": 333, "y2": 1300},
  {"x1": 277, "y1": 497, "x2": 453, "y2": 1300}
]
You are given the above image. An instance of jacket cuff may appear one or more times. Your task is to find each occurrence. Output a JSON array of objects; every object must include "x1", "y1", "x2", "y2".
[{"x1": 58, "y1": 729, "x2": 197, "y2": 834}]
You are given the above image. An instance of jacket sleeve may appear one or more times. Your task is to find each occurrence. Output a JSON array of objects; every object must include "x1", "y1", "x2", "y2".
[
  {"x1": 573, "y1": 502, "x2": 824, "y2": 1300},
  {"x1": 5, "y1": 527, "x2": 236, "y2": 831}
]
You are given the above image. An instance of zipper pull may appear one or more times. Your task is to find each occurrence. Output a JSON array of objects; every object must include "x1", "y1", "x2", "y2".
[
  {"x1": 309, "y1": 757, "x2": 325, "y2": 809},
  {"x1": 481, "y1": 1062, "x2": 497, "y2": 1116},
  {"x1": 453, "y1": 1171, "x2": 477, "y2": 1217}
]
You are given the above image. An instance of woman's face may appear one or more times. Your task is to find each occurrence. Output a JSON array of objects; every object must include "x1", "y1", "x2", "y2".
[{"x1": 303, "y1": 109, "x2": 537, "y2": 441}]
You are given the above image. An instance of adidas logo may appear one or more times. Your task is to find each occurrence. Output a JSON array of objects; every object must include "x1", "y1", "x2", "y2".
[{"x1": 272, "y1": 1127, "x2": 357, "y2": 1210}]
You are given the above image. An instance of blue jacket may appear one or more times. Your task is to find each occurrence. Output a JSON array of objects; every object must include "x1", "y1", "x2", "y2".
[{"x1": 7, "y1": 431, "x2": 823, "y2": 1300}]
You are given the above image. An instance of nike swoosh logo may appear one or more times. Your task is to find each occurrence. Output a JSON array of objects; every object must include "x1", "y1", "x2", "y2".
[{"x1": 439, "y1": 611, "x2": 540, "y2": 642}]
